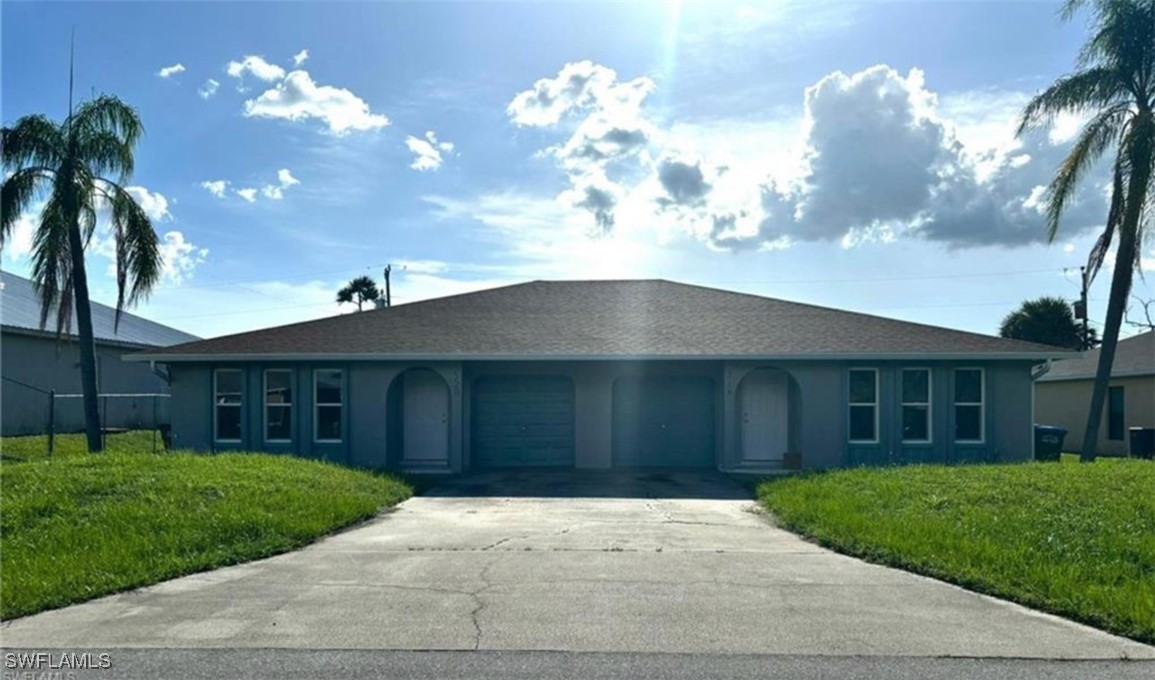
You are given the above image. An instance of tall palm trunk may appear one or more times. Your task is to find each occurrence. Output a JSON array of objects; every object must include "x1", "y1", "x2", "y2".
[
  {"x1": 1079, "y1": 120, "x2": 1152, "y2": 462},
  {"x1": 67, "y1": 215, "x2": 104, "y2": 453}
]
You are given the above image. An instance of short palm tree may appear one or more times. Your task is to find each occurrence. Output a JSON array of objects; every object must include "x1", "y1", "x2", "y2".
[
  {"x1": 999, "y1": 296, "x2": 1096, "y2": 350},
  {"x1": 337, "y1": 275, "x2": 381, "y2": 311},
  {"x1": 2, "y1": 95, "x2": 162, "y2": 453},
  {"x1": 1018, "y1": 0, "x2": 1155, "y2": 461}
]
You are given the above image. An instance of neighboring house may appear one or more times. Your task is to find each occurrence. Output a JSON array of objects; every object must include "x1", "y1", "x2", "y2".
[
  {"x1": 1, "y1": 271, "x2": 199, "y2": 436},
  {"x1": 132, "y1": 280, "x2": 1067, "y2": 472},
  {"x1": 1035, "y1": 330, "x2": 1154, "y2": 456}
]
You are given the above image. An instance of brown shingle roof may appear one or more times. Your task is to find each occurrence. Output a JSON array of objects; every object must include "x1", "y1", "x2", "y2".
[
  {"x1": 1037, "y1": 330, "x2": 1154, "y2": 381},
  {"x1": 135, "y1": 280, "x2": 1070, "y2": 361}
]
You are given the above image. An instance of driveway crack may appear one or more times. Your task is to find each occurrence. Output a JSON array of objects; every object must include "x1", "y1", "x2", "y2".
[{"x1": 469, "y1": 557, "x2": 498, "y2": 650}]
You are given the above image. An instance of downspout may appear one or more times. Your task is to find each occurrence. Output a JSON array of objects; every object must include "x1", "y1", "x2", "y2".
[
  {"x1": 1029, "y1": 359, "x2": 1053, "y2": 462},
  {"x1": 150, "y1": 360, "x2": 171, "y2": 385}
]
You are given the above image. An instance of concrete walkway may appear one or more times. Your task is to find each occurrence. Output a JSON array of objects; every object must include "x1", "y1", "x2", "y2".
[{"x1": 3, "y1": 470, "x2": 1152, "y2": 659}]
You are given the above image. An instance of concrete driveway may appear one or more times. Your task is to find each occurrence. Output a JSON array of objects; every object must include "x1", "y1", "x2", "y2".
[{"x1": 3, "y1": 470, "x2": 1152, "y2": 659}]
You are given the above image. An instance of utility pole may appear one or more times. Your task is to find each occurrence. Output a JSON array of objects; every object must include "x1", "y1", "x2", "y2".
[
  {"x1": 383, "y1": 265, "x2": 392, "y2": 308},
  {"x1": 1074, "y1": 265, "x2": 1090, "y2": 350}
]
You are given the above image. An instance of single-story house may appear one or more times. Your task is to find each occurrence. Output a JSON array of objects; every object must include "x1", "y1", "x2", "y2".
[
  {"x1": 132, "y1": 280, "x2": 1068, "y2": 472},
  {"x1": 1035, "y1": 330, "x2": 1154, "y2": 456},
  {"x1": 1, "y1": 270, "x2": 199, "y2": 436}
]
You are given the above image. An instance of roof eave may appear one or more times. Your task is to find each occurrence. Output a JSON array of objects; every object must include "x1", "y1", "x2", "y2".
[
  {"x1": 129, "y1": 350, "x2": 1070, "y2": 363},
  {"x1": 2, "y1": 324, "x2": 161, "y2": 350},
  {"x1": 1037, "y1": 369, "x2": 1155, "y2": 382}
]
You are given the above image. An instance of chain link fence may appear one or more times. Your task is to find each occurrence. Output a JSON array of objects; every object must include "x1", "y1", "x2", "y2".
[{"x1": 2, "y1": 375, "x2": 171, "y2": 456}]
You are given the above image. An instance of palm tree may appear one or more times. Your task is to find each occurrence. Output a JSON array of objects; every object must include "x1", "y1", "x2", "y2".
[
  {"x1": 1018, "y1": 0, "x2": 1155, "y2": 461},
  {"x1": 1, "y1": 95, "x2": 162, "y2": 453},
  {"x1": 337, "y1": 275, "x2": 381, "y2": 311},
  {"x1": 999, "y1": 296, "x2": 1097, "y2": 350}
]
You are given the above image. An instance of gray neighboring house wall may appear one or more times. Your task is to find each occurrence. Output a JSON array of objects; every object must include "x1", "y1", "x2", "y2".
[
  {"x1": 1035, "y1": 330, "x2": 1155, "y2": 456},
  {"x1": 1, "y1": 271, "x2": 199, "y2": 436},
  {"x1": 133, "y1": 280, "x2": 1068, "y2": 472}
]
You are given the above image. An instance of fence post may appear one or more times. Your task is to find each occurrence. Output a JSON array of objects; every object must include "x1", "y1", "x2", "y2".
[
  {"x1": 47, "y1": 390, "x2": 56, "y2": 458},
  {"x1": 152, "y1": 396, "x2": 158, "y2": 455}
]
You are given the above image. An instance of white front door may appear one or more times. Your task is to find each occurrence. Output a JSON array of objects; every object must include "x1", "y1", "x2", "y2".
[
  {"x1": 402, "y1": 370, "x2": 449, "y2": 464},
  {"x1": 740, "y1": 370, "x2": 788, "y2": 463}
]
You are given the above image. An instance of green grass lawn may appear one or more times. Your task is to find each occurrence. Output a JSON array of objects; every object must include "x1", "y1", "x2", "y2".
[
  {"x1": 0, "y1": 435, "x2": 412, "y2": 620},
  {"x1": 2, "y1": 429, "x2": 166, "y2": 462},
  {"x1": 757, "y1": 461, "x2": 1155, "y2": 644}
]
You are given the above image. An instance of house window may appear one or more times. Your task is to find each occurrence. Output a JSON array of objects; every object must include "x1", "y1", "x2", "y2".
[
  {"x1": 848, "y1": 368, "x2": 878, "y2": 443},
  {"x1": 264, "y1": 369, "x2": 293, "y2": 443},
  {"x1": 954, "y1": 368, "x2": 984, "y2": 443},
  {"x1": 901, "y1": 368, "x2": 932, "y2": 443},
  {"x1": 314, "y1": 369, "x2": 344, "y2": 443},
  {"x1": 1108, "y1": 386, "x2": 1125, "y2": 441},
  {"x1": 214, "y1": 369, "x2": 242, "y2": 443}
]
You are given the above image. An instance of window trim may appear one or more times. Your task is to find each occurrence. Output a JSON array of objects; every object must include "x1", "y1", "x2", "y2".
[
  {"x1": 213, "y1": 368, "x2": 243, "y2": 444},
  {"x1": 953, "y1": 367, "x2": 985, "y2": 444},
  {"x1": 263, "y1": 368, "x2": 294, "y2": 444},
  {"x1": 901, "y1": 367, "x2": 933, "y2": 444},
  {"x1": 313, "y1": 368, "x2": 344, "y2": 444},
  {"x1": 1107, "y1": 385, "x2": 1125, "y2": 441},
  {"x1": 847, "y1": 368, "x2": 880, "y2": 444}
]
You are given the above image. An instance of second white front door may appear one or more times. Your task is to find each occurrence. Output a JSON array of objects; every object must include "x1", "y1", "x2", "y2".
[
  {"x1": 402, "y1": 370, "x2": 449, "y2": 464},
  {"x1": 740, "y1": 369, "x2": 788, "y2": 463}
]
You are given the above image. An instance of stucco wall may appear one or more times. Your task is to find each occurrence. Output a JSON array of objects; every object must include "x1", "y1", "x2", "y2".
[
  {"x1": 1036, "y1": 375, "x2": 1155, "y2": 456},
  {"x1": 1, "y1": 331, "x2": 171, "y2": 436},
  {"x1": 164, "y1": 358, "x2": 1037, "y2": 471}
]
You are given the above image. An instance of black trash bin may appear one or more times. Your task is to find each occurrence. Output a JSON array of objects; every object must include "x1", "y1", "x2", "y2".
[
  {"x1": 1129, "y1": 427, "x2": 1155, "y2": 460},
  {"x1": 1034, "y1": 425, "x2": 1067, "y2": 461}
]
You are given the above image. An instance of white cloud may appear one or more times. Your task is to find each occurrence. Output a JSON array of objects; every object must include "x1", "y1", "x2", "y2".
[
  {"x1": 276, "y1": 168, "x2": 299, "y2": 188},
  {"x1": 157, "y1": 63, "x2": 186, "y2": 78},
  {"x1": 2, "y1": 206, "x2": 39, "y2": 263},
  {"x1": 405, "y1": 131, "x2": 455, "y2": 171},
  {"x1": 203, "y1": 171, "x2": 298, "y2": 202},
  {"x1": 124, "y1": 186, "x2": 172, "y2": 221},
  {"x1": 226, "y1": 55, "x2": 286, "y2": 82},
  {"x1": 505, "y1": 61, "x2": 1110, "y2": 253},
  {"x1": 200, "y1": 180, "x2": 229, "y2": 198},
  {"x1": 242, "y1": 69, "x2": 390, "y2": 134},
  {"x1": 508, "y1": 61, "x2": 659, "y2": 229},
  {"x1": 293, "y1": 49, "x2": 309, "y2": 67},
  {"x1": 260, "y1": 168, "x2": 300, "y2": 200},
  {"x1": 158, "y1": 231, "x2": 209, "y2": 283},
  {"x1": 198, "y1": 79, "x2": 220, "y2": 99}
]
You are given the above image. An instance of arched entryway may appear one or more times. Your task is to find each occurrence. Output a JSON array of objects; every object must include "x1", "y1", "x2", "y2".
[
  {"x1": 388, "y1": 368, "x2": 450, "y2": 468},
  {"x1": 737, "y1": 368, "x2": 796, "y2": 465}
]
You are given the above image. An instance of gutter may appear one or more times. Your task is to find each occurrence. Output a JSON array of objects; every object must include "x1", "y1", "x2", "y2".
[{"x1": 1031, "y1": 359, "x2": 1053, "y2": 381}]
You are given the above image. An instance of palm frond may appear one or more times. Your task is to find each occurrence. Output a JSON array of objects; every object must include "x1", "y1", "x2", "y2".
[
  {"x1": 1087, "y1": 149, "x2": 1129, "y2": 283},
  {"x1": 29, "y1": 192, "x2": 75, "y2": 334},
  {"x1": 105, "y1": 182, "x2": 162, "y2": 328},
  {"x1": 2, "y1": 115, "x2": 65, "y2": 170},
  {"x1": 1, "y1": 167, "x2": 51, "y2": 247},
  {"x1": 1043, "y1": 104, "x2": 1130, "y2": 241},
  {"x1": 1059, "y1": 0, "x2": 1090, "y2": 22},
  {"x1": 1017, "y1": 67, "x2": 1126, "y2": 136},
  {"x1": 1078, "y1": 0, "x2": 1155, "y2": 81},
  {"x1": 74, "y1": 130, "x2": 134, "y2": 181},
  {"x1": 69, "y1": 95, "x2": 143, "y2": 150}
]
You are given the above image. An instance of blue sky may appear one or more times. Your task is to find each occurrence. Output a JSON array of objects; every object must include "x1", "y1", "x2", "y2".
[{"x1": 3, "y1": 0, "x2": 1152, "y2": 339}]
